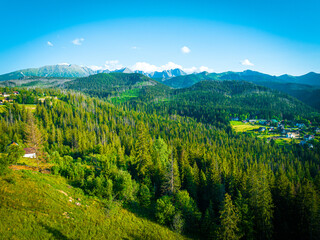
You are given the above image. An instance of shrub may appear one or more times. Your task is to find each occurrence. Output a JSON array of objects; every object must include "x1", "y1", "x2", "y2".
[{"x1": 155, "y1": 195, "x2": 175, "y2": 225}]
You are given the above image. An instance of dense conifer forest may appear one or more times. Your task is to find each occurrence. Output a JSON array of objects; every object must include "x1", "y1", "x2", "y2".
[{"x1": 0, "y1": 74, "x2": 320, "y2": 239}]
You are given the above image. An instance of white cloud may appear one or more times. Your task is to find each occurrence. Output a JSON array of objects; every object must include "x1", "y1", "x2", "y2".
[
  {"x1": 199, "y1": 66, "x2": 214, "y2": 72},
  {"x1": 89, "y1": 65, "x2": 103, "y2": 71},
  {"x1": 181, "y1": 46, "x2": 191, "y2": 54},
  {"x1": 131, "y1": 46, "x2": 139, "y2": 50},
  {"x1": 183, "y1": 67, "x2": 198, "y2": 74},
  {"x1": 96, "y1": 60, "x2": 213, "y2": 74},
  {"x1": 162, "y1": 62, "x2": 183, "y2": 71},
  {"x1": 131, "y1": 61, "x2": 213, "y2": 74},
  {"x1": 58, "y1": 63, "x2": 70, "y2": 66},
  {"x1": 104, "y1": 60, "x2": 123, "y2": 71},
  {"x1": 241, "y1": 59, "x2": 254, "y2": 66},
  {"x1": 72, "y1": 38, "x2": 85, "y2": 46},
  {"x1": 47, "y1": 41, "x2": 53, "y2": 47},
  {"x1": 131, "y1": 62, "x2": 158, "y2": 72},
  {"x1": 131, "y1": 62, "x2": 183, "y2": 73}
]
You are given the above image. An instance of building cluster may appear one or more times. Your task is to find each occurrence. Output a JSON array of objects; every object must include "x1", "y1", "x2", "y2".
[{"x1": 0, "y1": 91, "x2": 19, "y2": 104}]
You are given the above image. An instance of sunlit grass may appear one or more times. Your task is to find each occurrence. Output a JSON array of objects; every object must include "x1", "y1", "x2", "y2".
[
  {"x1": 231, "y1": 121, "x2": 265, "y2": 133},
  {"x1": 0, "y1": 170, "x2": 187, "y2": 240}
]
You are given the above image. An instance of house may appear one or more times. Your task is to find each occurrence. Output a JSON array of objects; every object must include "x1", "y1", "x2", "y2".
[
  {"x1": 269, "y1": 127, "x2": 275, "y2": 131},
  {"x1": 304, "y1": 135, "x2": 314, "y2": 141},
  {"x1": 286, "y1": 132, "x2": 299, "y2": 138},
  {"x1": 249, "y1": 119, "x2": 257, "y2": 123},
  {"x1": 7, "y1": 141, "x2": 19, "y2": 148},
  {"x1": 278, "y1": 125, "x2": 284, "y2": 132},
  {"x1": 2, "y1": 93, "x2": 10, "y2": 98},
  {"x1": 23, "y1": 148, "x2": 36, "y2": 158},
  {"x1": 315, "y1": 128, "x2": 320, "y2": 134},
  {"x1": 258, "y1": 127, "x2": 266, "y2": 132},
  {"x1": 13, "y1": 91, "x2": 19, "y2": 94},
  {"x1": 296, "y1": 123, "x2": 305, "y2": 128},
  {"x1": 259, "y1": 121, "x2": 267, "y2": 125},
  {"x1": 278, "y1": 123, "x2": 284, "y2": 128},
  {"x1": 231, "y1": 117, "x2": 239, "y2": 121}
]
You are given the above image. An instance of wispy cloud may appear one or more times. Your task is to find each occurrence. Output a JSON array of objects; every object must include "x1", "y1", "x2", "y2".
[
  {"x1": 47, "y1": 41, "x2": 53, "y2": 47},
  {"x1": 131, "y1": 46, "x2": 139, "y2": 50},
  {"x1": 181, "y1": 46, "x2": 191, "y2": 54},
  {"x1": 131, "y1": 61, "x2": 213, "y2": 73},
  {"x1": 199, "y1": 66, "x2": 214, "y2": 72},
  {"x1": 104, "y1": 60, "x2": 123, "y2": 71},
  {"x1": 131, "y1": 62, "x2": 183, "y2": 73},
  {"x1": 89, "y1": 65, "x2": 103, "y2": 71},
  {"x1": 241, "y1": 59, "x2": 254, "y2": 66},
  {"x1": 91, "y1": 60, "x2": 213, "y2": 74},
  {"x1": 72, "y1": 38, "x2": 84, "y2": 46}
]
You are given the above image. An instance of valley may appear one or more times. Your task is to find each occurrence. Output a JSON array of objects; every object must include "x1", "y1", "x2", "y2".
[{"x1": 0, "y1": 67, "x2": 319, "y2": 240}]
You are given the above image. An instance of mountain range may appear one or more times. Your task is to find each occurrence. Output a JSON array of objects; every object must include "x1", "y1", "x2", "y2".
[
  {"x1": 1, "y1": 64, "x2": 319, "y2": 110},
  {"x1": 1, "y1": 64, "x2": 320, "y2": 86},
  {"x1": 0, "y1": 64, "x2": 187, "y2": 81},
  {"x1": 163, "y1": 70, "x2": 320, "y2": 88}
]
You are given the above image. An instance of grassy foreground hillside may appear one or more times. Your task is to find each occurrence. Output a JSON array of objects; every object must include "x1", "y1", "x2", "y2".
[{"x1": 0, "y1": 170, "x2": 186, "y2": 240}]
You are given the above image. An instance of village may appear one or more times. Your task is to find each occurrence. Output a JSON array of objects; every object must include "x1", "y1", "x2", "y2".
[
  {"x1": 230, "y1": 117, "x2": 320, "y2": 148},
  {"x1": 0, "y1": 90, "x2": 19, "y2": 104}
]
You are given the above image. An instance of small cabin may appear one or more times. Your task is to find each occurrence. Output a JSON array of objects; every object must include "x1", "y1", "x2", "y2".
[
  {"x1": 258, "y1": 127, "x2": 266, "y2": 132},
  {"x1": 23, "y1": 148, "x2": 36, "y2": 158},
  {"x1": 304, "y1": 135, "x2": 314, "y2": 141},
  {"x1": 286, "y1": 132, "x2": 298, "y2": 138}
]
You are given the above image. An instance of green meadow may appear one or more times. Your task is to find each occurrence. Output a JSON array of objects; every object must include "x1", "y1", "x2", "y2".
[{"x1": 0, "y1": 170, "x2": 186, "y2": 240}]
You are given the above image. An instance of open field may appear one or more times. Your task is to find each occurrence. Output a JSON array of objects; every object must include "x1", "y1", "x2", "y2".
[
  {"x1": 230, "y1": 121, "x2": 266, "y2": 133},
  {"x1": 0, "y1": 170, "x2": 186, "y2": 240}
]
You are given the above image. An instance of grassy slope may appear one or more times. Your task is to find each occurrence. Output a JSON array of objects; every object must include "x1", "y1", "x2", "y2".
[{"x1": 0, "y1": 170, "x2": 186, "y2": 240}]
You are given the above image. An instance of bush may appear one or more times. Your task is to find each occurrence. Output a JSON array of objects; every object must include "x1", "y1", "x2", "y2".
[
  {"x1": 155, "y1": 195, "x2": 175, "y2": 225},
  {"x1": 0, "y1": 156, "x2": 9, "y2": 176},
  {"x1": 138, "y1": 184, "x2": 151, "y2": 207},
  {"x1": 6, "y1": 145, "x2": 25, "y2": 165}
]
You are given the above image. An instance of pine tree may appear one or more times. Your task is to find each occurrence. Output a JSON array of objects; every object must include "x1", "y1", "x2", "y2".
[
  {"x1": 135, "y1": 122, "x2": 152, "y2": 179},
  {"x1": 162, "y1": 153, "x2": 181, "y2": 195},
  {"x1": 248, "y1": 166, "x2": 274, "y2": 240},
  {"x1": 218, "y1": 193, "x2": 241, "y2": 240}
]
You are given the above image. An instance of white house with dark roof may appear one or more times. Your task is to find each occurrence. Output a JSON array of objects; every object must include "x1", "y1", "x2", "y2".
[{"x1": 23, "y1": 148, "x2": 36, "y2": 158}]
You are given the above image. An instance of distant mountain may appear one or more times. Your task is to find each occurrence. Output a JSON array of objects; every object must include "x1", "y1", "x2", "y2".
[
  {"x1": 163, "y1": 70, "x2": 320, "y2": 110},
  {"x1": 146, "y1": 68, "x2": 187, "y2": 80},
  {"x1": 0, "y1": 65, "x2": 186, "y2": 81},
  {"x1": 114, "y1": 67, "x2": 134, "y2": 74},
  {"x1": 163, "y1": 70, "x2": 320, "y2": 89},
  {"x1": 163, "y1": 71, "x2": 217, "y2": 88},
  {"x1": 0, "y1": 64, "x2": 95, "y2": 80}
]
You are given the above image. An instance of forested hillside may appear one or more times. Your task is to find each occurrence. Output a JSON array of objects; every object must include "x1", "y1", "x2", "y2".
[
  {"x1": 62, "y1": 73, "x2": 318, "y2": 127},
  {"x1": 163, "y1": 71, "x2": 320, "y2": 110},
  {"x1": 136, "y1": 80, "x2": 317, "y2": 131},
  {"x1": 1, "y1": 87, "x2": 320, "y2": 239},
  {"x1": 253, "y1": 81, "x2": 320, "y2": 111},
  {"x1": 65, "y1": 72, "x2": 171, "y2": 101}
]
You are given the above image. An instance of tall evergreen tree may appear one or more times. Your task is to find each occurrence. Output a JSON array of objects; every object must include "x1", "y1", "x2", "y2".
[{"x1": 218, "y1": 193, "x2": 241, "y2": 240}]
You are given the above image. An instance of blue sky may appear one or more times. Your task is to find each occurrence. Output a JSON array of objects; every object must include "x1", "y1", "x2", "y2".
[{"x1": 1, "y1": 0, "x2": 320, "y2": 75}]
